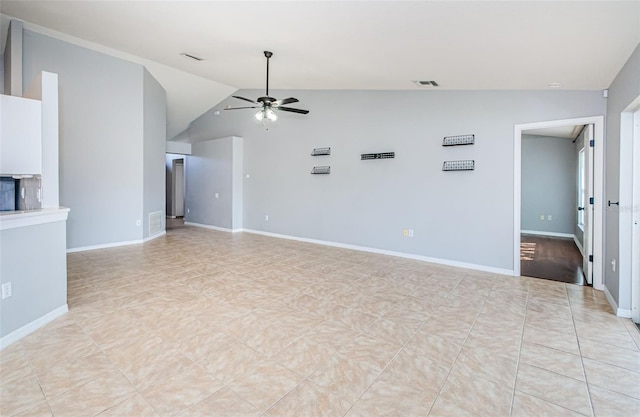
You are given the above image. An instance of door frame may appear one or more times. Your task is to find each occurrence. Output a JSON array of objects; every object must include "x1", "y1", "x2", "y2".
[
  {"x1": 626, "y1": 101, "x2": 640, "y2": 322},
  {"x1": 514, "y1": 116, "x2": 605, "y2": 290}
]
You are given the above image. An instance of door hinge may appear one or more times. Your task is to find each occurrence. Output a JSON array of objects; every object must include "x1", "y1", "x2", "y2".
[
  {"x1": 589, "y1": 197, "x2": 594, "y2": 205},
  {"x1": 589, "y1": 255, "x2": 593, "y2": 262},
  {"x1": 589, "y1": 139, "x2": 595, "y2": 147}
]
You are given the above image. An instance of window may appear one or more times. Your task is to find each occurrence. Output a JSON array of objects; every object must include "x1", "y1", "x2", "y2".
[{"x1": 578, "y1": 147, "x2": 585, "y2": 229}]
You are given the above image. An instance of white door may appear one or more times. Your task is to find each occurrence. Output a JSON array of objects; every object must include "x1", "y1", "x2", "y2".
[{"x1": 583, "y1": 124, "x2": 595, "y2": 285}]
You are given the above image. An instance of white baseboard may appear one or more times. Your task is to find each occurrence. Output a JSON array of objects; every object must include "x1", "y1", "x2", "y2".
[
  {"x1": 604, "y1": 285, "x2": 632, "y2": 318},
  {"x1": 574, "y1": 235, "x2": 585, "y2": 257},
  {"x1": 144, "y1": 231, "x2": 166, "y2": 242},
  {"x1": 0, "y1": 305, "x2": 68, "y2": 350},
  {"x1": 67, "y1": 231, "x2": 166, "y2": 253},
  {"x1": 185, "y1": 222, "x2": 243, "y2": 233},
  {"x1": 521, "y1": 230, "x2": 575, "y2": 239},
  {"x1": 243, "y1": 229, "x2": 513, "y2": 276}
]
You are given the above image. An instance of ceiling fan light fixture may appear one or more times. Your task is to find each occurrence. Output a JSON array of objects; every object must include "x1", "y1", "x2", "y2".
[
  {"x1": 265, "y1": 108, "x2": 278, "y2": 121},
  {"x1": 225, "y1": 51, "x2": 309, "y2": 120},
  {"x1": 255, "y1": 107, "x2": 278, "y2": 122}
]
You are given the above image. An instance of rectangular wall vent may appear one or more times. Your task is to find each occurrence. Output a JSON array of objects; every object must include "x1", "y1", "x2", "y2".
[
  {"x1": 443, "y1": 160, "x2": 475, "y2": 171},
  {"x1": 361, "y1": 152, "x2": 395, "y2": 160},
  {"x1": 443, "y1": 134, "x2": 475, "y2": 146},
  {"x1": 311, "y1": 147, "x2": 331, "y2": 156},
  {"x1": 311, "y1": 166, "x2": 330, "y2": 174},
  {"x1": 149, "y1": 210, "x2": 163, "y2": 235}
]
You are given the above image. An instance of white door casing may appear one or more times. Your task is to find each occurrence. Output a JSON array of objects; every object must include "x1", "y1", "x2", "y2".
[
  {"x1": 632, "y1": 108, "x2": 640, "y2": 323},
  {"x1": 583, "y1": 124, "x2": 595, "y2": 285}
]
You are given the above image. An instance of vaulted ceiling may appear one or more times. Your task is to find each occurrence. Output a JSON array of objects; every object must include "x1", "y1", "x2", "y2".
[{"x1": 2, "y1": 1, "x2": 639, "y2": 138}]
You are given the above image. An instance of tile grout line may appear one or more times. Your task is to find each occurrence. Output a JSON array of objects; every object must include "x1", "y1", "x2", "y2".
[
  {"x1": 568, "y1": 284, "x2": 597, "y2": 417},
  {"x1": 421, "y1": 276, "x2": 490, "y2": 417},
  {"x1": 508, "y1": 280, "x2": 530, "y2": 417},
  {"x1": 335, "y1": 275, "x2": 455, "y2": 416}
]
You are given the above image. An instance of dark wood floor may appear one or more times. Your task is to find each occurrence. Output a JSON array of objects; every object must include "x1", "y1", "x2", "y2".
[{"x1": 520, "y1": 234, "x2": 585, "y2": 285}]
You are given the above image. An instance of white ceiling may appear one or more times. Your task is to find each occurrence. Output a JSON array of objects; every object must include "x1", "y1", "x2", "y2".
[{"x1": 2, "y1": 1, "x2": 639, "y2": 137}]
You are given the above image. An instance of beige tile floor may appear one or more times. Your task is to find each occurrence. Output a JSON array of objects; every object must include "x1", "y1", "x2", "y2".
[{"x1": 2, "y1": 224, "x2": 640, "y2": 417}]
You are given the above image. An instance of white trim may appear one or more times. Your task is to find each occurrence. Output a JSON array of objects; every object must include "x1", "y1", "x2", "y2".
[
  {"x1": 143, "y1": 231, "x2": 166, "y2": 242},
  {"x1": 243, "y1": 228, "x2": 514, "y2": 276},
  {"x1": 0, "y1": 207, "x2": 69, "y2": 230},
  {"x1": 184, "y1": 222, "x2": 243, "y2": 233},
  {"x1": 521, "y1": 230, "x2": 575, "y2": 239},
  {"x1": 604, "y1": 285, "x2": 632, "y2": 318},
  {"x1": 0, "y1": 304, "x2": 68, "y2": 350},
  {"x1": 574, "y1": 235, "x2": 585, "y2": 257},
  {"x1": 514, "y1": 116, "x2": 605, "y2": 289},
  {"x1": 67, "y1": 239, "x2": 143, "y2": 253},
  {"x1": 67, "y1": 230, "x2": 166, "y2": 253}
]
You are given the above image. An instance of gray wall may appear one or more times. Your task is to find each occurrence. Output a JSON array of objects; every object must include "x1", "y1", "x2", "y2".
[
  {"x1": 3, "y1": 20, "x2": 21, "y2": 96},
  {"x1": 185, "y1": 137, "x2": 235, "y2": 229},
  {"x1": 521, "y1": 134, "x2": 576, "y2": 235},
  {"x1": 605, "y1": 43, "x2": 640, "y2": 309},
  {"x1": 188, "y1": 90, "x2": 605, "y2": 271},
  {"x1": 1, "y1": 219, "x2": 67, "y2": 338},
  {"x1": 22, "y1": 30, "x2": 166, "y2": 249},
  {"x1": 142, "y1": 68, "x2": 167, "y2": 238}
]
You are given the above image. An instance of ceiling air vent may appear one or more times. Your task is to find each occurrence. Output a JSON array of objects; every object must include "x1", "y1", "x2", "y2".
[
  {"x1": 412, "y1": 80, "x2": 439, "y2": 87},
  {"x1": 180, "y1": 52, "x2": 204, "y2": 61}
]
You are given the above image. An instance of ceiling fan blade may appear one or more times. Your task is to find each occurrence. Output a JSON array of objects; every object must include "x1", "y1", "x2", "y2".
[
  {"x1": 224, "y1": 106, "x2": 260, "y2": 110},
  {"x1": 232, "y1": 95, "x2": 257, "y2": 104},
  {"x1": 273, "y1": 97, "x2": 299, "y2": 106},
  {"x1": 278, "y1": 106, "x2": 309, "y2": 115}
]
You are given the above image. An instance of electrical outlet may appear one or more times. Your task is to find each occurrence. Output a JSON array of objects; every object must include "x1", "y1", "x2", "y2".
[
  {"x1": 540, "y1": 215, "x2": 545, "y2": 221},
  {"x1": 2, "y1": 282, "x2": 12, "y2": 299},
  {"x1": 611, "y1": 258, "x2": 616, "y2": 272},
  {"x1": 136, "y1": 219, "x2": 141, "y2": 227},
  {"x1": 403, "y1": 229, "x2": 408, "y2": 237},
  {"x1": 265, "y1": 215, "x2": 269, "y2": 222},
  {"x1": 187, "y1": 208, "x2": 190, "y2": 214},
  {"x1": 547, "y1": 215, "x2": 552, "y2": 221},
  {"x1": 215, "y1": 193, "x2": 219, "y2": 199},
  {"x1": 408, "y1": 229, "x2": 414, "y2": 237}
]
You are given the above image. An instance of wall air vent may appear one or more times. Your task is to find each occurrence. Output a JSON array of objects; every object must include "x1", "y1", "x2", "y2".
[
  {"x1": 443, "y1": 160, "x2": 475, "y2": 171},
  {"x1": 361, "y1": 152, "x2": 395, "y2": 160},
  {"x1": 311, "y1": 166, "x2": 330, "y2": 174},
  {"x1": 149, "y1": 210, "x2": 163, "y2": 235},
  {"x1": 180, "y1": 52, "x2": 204, "y2": 61},
  {"x1": 412, "y1": 80, "x2": 439, "y2": 87},
  {"x1": 443, "y1": 134, "x2": 475, "y2": 146},
  {"x1": 311, "y1": 147, "x2": 331, "y2": 156}
]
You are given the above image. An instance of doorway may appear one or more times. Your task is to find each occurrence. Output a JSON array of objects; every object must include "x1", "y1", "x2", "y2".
[
  {"x1": 514, "y1": 116, "x2": 605, "y2": 290},
  {"x1": 166, "y1": 154, "x2": 185, "y2": 228},
  {"x1": 519, "y1": 124, "x2": 588, "y2": 285}
]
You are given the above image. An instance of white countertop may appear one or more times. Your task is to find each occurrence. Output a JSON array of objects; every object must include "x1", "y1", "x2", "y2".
[{"x1": 0, "y1": 207, "x2": 70, "y2": 230}]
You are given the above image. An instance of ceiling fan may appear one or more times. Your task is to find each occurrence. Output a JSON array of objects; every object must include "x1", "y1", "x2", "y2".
[{"x1": 225, "y1": 51, "x2": 309, "y2": 122}]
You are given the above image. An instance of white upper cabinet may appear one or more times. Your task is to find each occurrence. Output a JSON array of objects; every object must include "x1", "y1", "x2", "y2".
[{"x1": 0, "y1": 94, "x2": 42, "y2": 176}]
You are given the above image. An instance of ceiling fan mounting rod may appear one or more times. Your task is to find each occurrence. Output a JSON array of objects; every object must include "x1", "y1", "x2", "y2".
[{"x1": 264, "y1": 50, "x2": 272, "y2": 97}]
